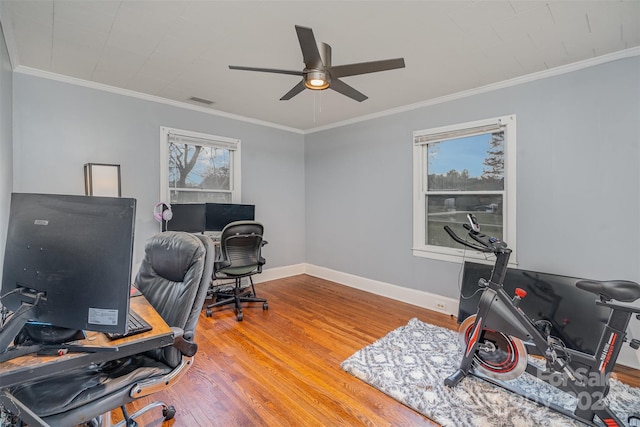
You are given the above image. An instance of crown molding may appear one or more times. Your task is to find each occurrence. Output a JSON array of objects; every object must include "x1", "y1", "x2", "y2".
[
  {"x1": 11, "y1": 46, "x2": 639, "y2": 136},
  {"x1": 305, "y1": 46, "x2": 640, "y2": 134},
  {"x1": 13, "y1": 66, "x2": 304, "y2": 135}
]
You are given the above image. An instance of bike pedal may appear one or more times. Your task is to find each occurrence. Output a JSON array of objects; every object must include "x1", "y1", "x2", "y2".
[{"x1": 630, "y1": 339, "x2": 640, "y2": 350}]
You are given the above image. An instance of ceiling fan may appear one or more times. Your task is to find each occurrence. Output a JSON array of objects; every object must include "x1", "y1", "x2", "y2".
[{"x1": 228, "y1": 25, "x2": 405, "y2": 102}]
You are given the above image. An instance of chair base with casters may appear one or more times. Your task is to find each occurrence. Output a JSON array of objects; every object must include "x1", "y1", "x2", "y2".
[
  {"x1": 205, "y1": 220, "x2": 269, "y2": 322},
  {"x1": 206, "y1": 276, "x2": 268, "y2": 321},
  {"x1": 105, "y1": 354, "x2": 193, "y2": 426},
  {"x1": 91, "y1": 354, "x2": 194, "y2": 427},
  {"x1": 65, "y1": 356, "x2": 184, "y2": 427},
  {"x1": 101, "y1": 401, "x2": 175, "y2": 427}
]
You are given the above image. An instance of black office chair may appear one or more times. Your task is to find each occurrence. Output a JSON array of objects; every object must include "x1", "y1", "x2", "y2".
[
  {"x1": 6, "y1": 231, "x2": 214, "y2": 427},
  {"x1": 205, "y1": 221, "x2": 268, "y2": 321}
]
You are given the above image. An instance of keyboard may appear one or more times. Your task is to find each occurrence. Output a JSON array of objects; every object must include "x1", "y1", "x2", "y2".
[{"x1": 105, "y1": 309, "x2": 153, "y2": 340}]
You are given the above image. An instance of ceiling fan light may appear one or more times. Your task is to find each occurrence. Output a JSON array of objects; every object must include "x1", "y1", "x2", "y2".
[{"x1": 304, "y1": 71, "x2": 330, "y2": 90}]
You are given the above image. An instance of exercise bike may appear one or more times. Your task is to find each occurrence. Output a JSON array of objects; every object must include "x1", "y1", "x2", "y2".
[{"x1": 443, "y1": 214, "x2": 640, "y2": 427}]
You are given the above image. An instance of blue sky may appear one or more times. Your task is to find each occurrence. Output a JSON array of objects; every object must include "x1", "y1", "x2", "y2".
[{"x1": 427, "y1": 133, "x2": 492, "y2": 177}]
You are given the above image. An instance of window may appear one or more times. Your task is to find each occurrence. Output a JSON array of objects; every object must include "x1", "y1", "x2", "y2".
[
  {"x1": 412, "y1": 115, "x2": 516, "y2": 263},
  {"x1": 160, "y1": 127, "x2": 241, "y2": 204}
]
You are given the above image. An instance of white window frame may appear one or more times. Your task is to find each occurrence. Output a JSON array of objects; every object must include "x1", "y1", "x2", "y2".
[
  {"x1": 160, "y1": 126, "x2": 241, "y2": 204},
  {"x1": 412, "y1": 115, "x2": 517, "y2": 265}
]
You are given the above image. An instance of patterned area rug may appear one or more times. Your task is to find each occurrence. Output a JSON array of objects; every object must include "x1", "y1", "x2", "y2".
[{"x1": 341, "y1": 318, "x2": 640, "y2": 427}]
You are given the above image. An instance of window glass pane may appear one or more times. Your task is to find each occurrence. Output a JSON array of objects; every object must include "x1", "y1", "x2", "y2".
[
  {"x1": 169, "y1": 143, "x2": 231, "y2": 191},
  {"x1": 170, "y1": 191, "x2": 232, "y2": 204},
  {"x1": 426, "y1": 194, "x2": 503, "y2": 248},
  {"x1": 426, "y1": 132, "x2": 504, "y2": 191}
]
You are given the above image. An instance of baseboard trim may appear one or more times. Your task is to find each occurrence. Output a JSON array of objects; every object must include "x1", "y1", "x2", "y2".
[
  {"x1": 254, "y1": 263, "x2": 306, "y2": 284},
  {"x1": 258, "y1": 263, "x2": 458, "y2": 316},
  {"x1": 303, "y1": 264, "x2": 459, "y2": 317}
]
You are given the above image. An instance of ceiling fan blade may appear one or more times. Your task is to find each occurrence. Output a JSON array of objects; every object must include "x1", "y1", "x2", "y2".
[
  {"x1": 280, "y1": 80, "x2": 306, "y2": 101},
  {"x1": 329, "y1": 58, "x2": 405, "y2": 78},
  {"x1": 295, "y1": 25, "x2": 323, "y2": 69},
  {"x1": 329, "y1": 78, "x2": 368, "y2": 102},
  {"x1": 229, "y1": 65, "x2": 303, "y2": 76}
]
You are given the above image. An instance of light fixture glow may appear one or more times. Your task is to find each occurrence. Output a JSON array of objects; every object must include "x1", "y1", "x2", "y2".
[{"x1": 304, "y1": 70, "x2": 330, "y2": 90}]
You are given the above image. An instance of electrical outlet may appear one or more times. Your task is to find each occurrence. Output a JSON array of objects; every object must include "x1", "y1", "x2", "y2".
[{"x1": 436, "y1": 302, "x2": 447, "y2": 311}]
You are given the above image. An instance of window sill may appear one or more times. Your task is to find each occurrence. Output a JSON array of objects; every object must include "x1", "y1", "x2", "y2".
[{"x1": 412, "y1": 247, "x2": 517, "y2": 267}]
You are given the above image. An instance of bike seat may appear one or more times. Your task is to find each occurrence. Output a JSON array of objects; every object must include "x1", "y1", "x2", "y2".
[{"x1": 576, "y1": 279, "x2": 640, "y2": 302}]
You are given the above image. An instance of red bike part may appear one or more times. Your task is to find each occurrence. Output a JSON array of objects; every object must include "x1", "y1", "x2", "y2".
[{"x1": 459, "y1": 315, "x2": 528, "y2": 381}]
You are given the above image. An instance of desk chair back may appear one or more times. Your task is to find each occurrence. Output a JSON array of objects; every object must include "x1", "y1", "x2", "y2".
[
  {"x1": 136, "y1": 231, "x2": 214, "y2": 367},
  {"x1": 215, "y1": 221, "x2": 265, "y2": 276}
]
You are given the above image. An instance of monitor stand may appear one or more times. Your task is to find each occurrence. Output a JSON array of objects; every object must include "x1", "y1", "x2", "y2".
[
  {"x1": 0, "y1": 302, "x2": 117, "y2": 363},
  {"x1": 0, "y1": 301, "x2": 37, "y2": 355},
  {"x1": 17, "y1": 323, "x2": 85, "y2": 345}
]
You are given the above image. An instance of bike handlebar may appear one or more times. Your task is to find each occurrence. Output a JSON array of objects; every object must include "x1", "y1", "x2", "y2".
[
  {"x1": 443, "y1": 215, "x2": 510, "y2": 254},
  {"x1": 443, "y1": 225, "x2": 493, "y2": 253}
]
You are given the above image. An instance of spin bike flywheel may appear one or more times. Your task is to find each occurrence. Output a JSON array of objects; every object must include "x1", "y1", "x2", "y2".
[{"x1": 459, "y1": 315, "x2": 528, "y2": 381}]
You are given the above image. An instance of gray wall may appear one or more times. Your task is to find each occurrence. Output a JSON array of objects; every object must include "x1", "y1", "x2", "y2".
[
  {"x1": 12, "y1": 74, "x2": 306, "y2": 270},
  {"x1": 8, "y1": 54, "x2": 640, "y2": 303},
  {"x1": 0, "y1": 21, "x2": 12, "y2": 275},
  {"x1": 305, "y1": 56, "x2": 640, "y2": 300}
]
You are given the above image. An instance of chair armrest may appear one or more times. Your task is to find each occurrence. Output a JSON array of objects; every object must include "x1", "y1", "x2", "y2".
[
  {"x1": 170, "y1": 327, "x2": 198, "y2": 357},
  {"x1": 129, "y1": 355, "x2": 194, "y2": 398},
  {"x1": 258, "y1": 240, "x2": 268, "y2": 265},
  {"x1": 214, "y1": 260, "x2": 232, "y2": 271}
]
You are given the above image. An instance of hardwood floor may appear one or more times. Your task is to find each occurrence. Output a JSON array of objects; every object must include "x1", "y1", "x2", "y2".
[{"x1": 119, "y1": 274, "x2": 639, "y2": 427}]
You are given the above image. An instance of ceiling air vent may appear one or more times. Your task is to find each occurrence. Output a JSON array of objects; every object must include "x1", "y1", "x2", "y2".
[{"x1": 188, "y1": 96, "x2": 214, "y2": 106}]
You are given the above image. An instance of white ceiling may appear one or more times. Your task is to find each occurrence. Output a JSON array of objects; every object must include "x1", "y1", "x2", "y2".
[{"x1": 1, "y1": 0, "x2": 638, "y2": 131}]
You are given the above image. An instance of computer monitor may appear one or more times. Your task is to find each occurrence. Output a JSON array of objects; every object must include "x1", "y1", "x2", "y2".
[
  {"x1": 458, "y1": 261, "x2": 610, "y2": 355},
  {"x1": 164, "y1": 203, "x2": 206, "y2": 233},
  {"x1": 1, "y1": 193, "x2": 136, "y2": 337},
  {"x1": 205, "y1": 203, "x2": 255, "y2": 232}
]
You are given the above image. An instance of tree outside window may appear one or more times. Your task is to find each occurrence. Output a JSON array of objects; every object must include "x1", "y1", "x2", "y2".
[{"x1": 161, "y1": 127, "x2": 241, "y2": 205}]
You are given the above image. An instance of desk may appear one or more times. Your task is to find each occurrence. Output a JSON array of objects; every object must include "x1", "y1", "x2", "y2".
[{"x1": 0, "y1": 295, "x2": 173, "y2": 426}]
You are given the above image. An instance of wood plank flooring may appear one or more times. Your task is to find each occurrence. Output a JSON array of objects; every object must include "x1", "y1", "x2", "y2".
[{"x1": 119, "y1": 274, "x2": 639, "y2": 427}]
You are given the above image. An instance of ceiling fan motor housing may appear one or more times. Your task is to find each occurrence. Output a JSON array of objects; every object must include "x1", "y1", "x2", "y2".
[{"x1": 304, "y1": 69, "x2": 330, "y2": 90}]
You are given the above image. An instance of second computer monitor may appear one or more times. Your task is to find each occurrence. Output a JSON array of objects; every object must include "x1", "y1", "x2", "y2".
[
  {"x1": 205, "y1": 203, "x2": 255, "y2": 232},
  {"x1": 165, "y1": 203, "x2": 206, "y2": 233}
]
